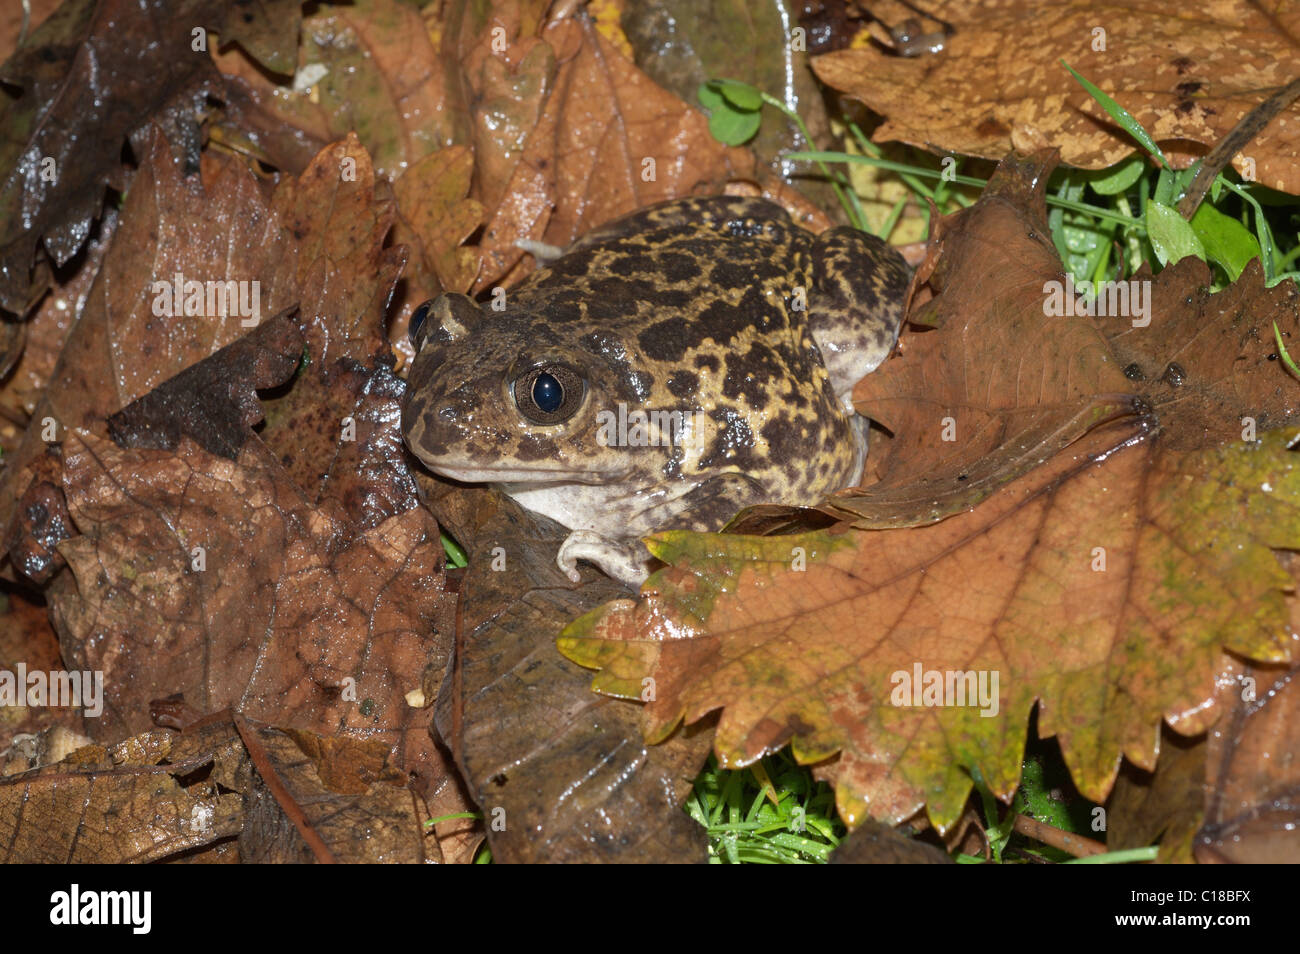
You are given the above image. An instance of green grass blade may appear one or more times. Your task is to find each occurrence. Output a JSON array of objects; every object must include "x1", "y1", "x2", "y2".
[{"x1": 1061, "y1": 60, "x2": 1170, "y2": 169}]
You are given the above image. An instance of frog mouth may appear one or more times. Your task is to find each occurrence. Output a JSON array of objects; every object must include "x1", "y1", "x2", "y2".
[{"x1": 420, "y1": 462, "x2": 632, "y2": 484}]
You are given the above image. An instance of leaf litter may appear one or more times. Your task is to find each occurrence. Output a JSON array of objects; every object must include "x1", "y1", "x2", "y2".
[{"x1": 2, "y1": 0, "x2": 1298, "y2": 863}]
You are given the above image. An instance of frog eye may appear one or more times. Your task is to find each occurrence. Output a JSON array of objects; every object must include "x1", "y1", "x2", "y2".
[
  {"x1": 408, "y1": 300, "x2": 434, "y2": 345},
  {"x1": 409, "y1": 294, "x2": 481, "y2": 350},
  {"x1": 513, "y1": 365, "x2": 584, "y2": 424}
]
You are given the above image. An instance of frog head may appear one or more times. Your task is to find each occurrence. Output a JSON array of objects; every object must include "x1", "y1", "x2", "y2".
[{"x1": 402, "y1": 293, "x2": 645, "y2": 484}]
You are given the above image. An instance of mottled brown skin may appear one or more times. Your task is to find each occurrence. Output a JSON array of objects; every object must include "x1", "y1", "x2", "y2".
[{"x1": 402, "y1": 196, "x2": 909, "y2": 585}]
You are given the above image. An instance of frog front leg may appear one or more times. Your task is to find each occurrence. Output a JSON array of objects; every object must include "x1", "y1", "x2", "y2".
[
  {"x1": 808, "y1": 228, "x2": 911, "y2": 409},
  {"x1": 556, "y1": 472, "x2": 769, "y2": 587}
]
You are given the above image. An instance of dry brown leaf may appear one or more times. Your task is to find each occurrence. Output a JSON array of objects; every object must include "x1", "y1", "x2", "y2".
[
  {"x1": 238, "y1": 719, "x2": 436, "y2": 863},
  {"x1": 0, "y1": 210, "x2": 117, "y2": 436},
  {"x1": 0, "y1": 588, "x2": 71, "y2": 753},
  {"x1": 2, "y1": 712, "x2": 450, "y2": 862},
  {"x1": 447, "y1": 0, "x2": 554, "y2": 220},
  {"x1": 0, "y1": 127, "x2": 298, "y2": 561},
  {"x1": 256, "y1": 134, "x2": 411, "y2": 516},
  {"x1": 0, "y1": 724, "x2": 243, "y2": 862},
  {"x1": 104, "y1": 309, "x2": 305, "y2": 460},
  {"x1": 837, "y1": 150, "x2": 1135, "y2": 526},
  {"x1": 0, "y1": 127, "x2": 479, "y2": 858},
  {"x1": 814, "y1": 0, "x2": 1300, "y2": 193},
  {"x1": 50, "y1": 430, "x2": 449, "y2": 782},
  {"x1": 458, "y1": 10, "x2": 752, "y2": 292}
]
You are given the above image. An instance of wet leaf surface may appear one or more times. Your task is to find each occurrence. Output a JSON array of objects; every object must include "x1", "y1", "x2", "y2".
[
  {"x1": 237, "y1": 718, "x2": 437, "y2": 863},
  {"x1": 621, "y1": 0, "x2": 840, "y2": 215},
  {"x1": 430, "y1": 487, "x2": 712, "y2": 863},
  {"x1": 106, "y1": 309, "x2": 305, "y2": 459},
  {"x1": 459, "y1": 9, "x2": 753, "y2": 292},
  {"x1": 0, "y1": 713, "x2": 451, "y2": 862},
  {"x1": 210, "y1": 0, "x2": 464, "y2": 179},
  {"x1": 0, "y1": 128, "x2": 299, "y2": 553},
  {"x1": 1196, "y1": 655, "x2": 1300, "y2": 863},
  {"x1": 0, "y1": 722, "x2": 244, "y2": 862},
  {"x1": 837, "y1": 151, "x2": 1137, "y2": 526},
  {"x1": 390, "y1": 144, "x2": 485, "y2": 305},
  {"x1": 814, "y1": 0, "x2": 1300, "y2": 193},
  {"x1": 50, "y1": 428, "x2": 450, "y2": 777},
  {"x1": 0, "y1": 128, "x2": 474, "y2": 860},
  {"x1": 0, "y1": 0, "x2": 308, "y2": 311},
  {"x1": 3, "y1": 0, "x2": 1295, "y2": 864}
]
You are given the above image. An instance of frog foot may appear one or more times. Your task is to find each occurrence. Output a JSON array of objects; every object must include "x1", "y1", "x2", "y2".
[{"x1": 557, "y1": 531, "x2": 652, "y2": 588}]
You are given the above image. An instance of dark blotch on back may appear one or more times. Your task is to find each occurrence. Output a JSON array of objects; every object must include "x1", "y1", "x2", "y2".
[
  {"x1": 700, "y1": 409, "x2": 761, "y2": 472},
  {"x1": 638, "y1": 316, "x2": 692, "y2": 361},
  {"x1": 667, "y1": 370, "x2": 699, "y2": 399},
  {"x1": 709, "y1": 260, "x2": 753, "y2": 289},
  {"x1": 760, "y1": 416, "x2": 802, "y2": 464},
  {"x1": 528, "y1": 288, "x2": 587, "y2": 322},
  {"x1": 723, "y1": 344, "x2": 785, "y2": 411},
  {"x1": 609, "y1": 256, "x2": 642, "y2": 277},
  {"x1": 534, "y1": 254, "x2": 594, "y2": 281},
  {"x1": 588, "y1": 276, "x2": 657, "y2": 302},
  {"x1": 695, "y1": 285, "x2": 782, "y2": 347},
  {"x1": 659, "y1": 251, "x2": 702, "y2": 283}
]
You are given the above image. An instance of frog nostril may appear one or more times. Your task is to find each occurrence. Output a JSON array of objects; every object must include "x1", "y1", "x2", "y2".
[{"x1": 532, "y1": 372, "x2": 563, "y2": 413}]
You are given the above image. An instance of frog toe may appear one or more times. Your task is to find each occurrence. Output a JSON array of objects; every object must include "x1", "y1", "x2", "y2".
[{"x1": 558, "y1": 531, "x2": 652, "y2": 588}]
